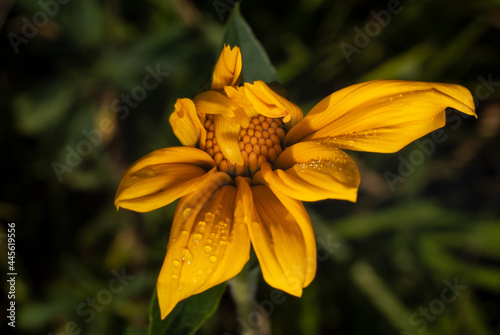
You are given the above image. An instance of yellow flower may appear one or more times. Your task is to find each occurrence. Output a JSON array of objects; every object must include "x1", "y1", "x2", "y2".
[{"x1": 114, "y1": 45, "x2": 477, "y2": 318}]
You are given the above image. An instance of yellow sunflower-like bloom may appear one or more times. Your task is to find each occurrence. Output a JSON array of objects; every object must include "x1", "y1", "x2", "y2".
[{"x1": 115, "y1": 45, "x2": 477, "y2": 318}]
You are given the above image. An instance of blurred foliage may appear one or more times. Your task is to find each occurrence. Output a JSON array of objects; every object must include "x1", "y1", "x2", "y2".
[{"x1": 1, "y1": 0, "x2": 500, "y2": 334}]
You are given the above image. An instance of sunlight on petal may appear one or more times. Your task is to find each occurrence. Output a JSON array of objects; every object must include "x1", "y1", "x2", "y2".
[
  {"x1": 285, "y1": 80, "x2": 476, "y2": 152},
  {"x1": 263, "y1": 141, "x2": 360, "y2": 202}
]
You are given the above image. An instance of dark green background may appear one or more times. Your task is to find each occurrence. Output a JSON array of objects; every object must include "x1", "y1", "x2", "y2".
[{"x1": 1, "y1": 0, "x2": 499, "y2": 334}]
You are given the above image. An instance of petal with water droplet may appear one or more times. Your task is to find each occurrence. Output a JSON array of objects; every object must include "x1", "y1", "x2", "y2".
[
  {"x1": 285, "y1": 80, "x2": 476, "y2": 153},
  {"x1": 156, "y1": 183, "x2": 250, "y2": 319},
  {"x1": 268, "y1": 142, "x2": 360, "y2": 202}
]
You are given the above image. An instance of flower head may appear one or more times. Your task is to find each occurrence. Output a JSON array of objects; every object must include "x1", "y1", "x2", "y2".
[{"x1": 115, "y1": 45, "x2": 476, "y2": 318}]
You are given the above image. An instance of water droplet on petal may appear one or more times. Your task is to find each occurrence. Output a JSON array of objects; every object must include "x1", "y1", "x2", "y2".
[
  {"x1": 172, "y1": 260, "x2": 180, "y2": 268},
  {"x1": 171, "y1": 274, "x2": 178, "y2": 280},
  {"x1": 219, "y1": 241, "x2": 226, "y2": 247},
  {"x1": 193, "y1": 233, "x2": 203, "y2": 243},
  {"x1": 181, "y1": 230, "x2": 188, "y2": 237},
  {"x1": 209, "y1": 256, "x2": 217, "y2": 263},
  {"x1": 197, "y1": 269, "x2": 204, "y2": 276},
  {"x1": 347, "y1": 140, "x2": 356, "y2": 148},
  {"x1": 204, "y1": 245, "x2": 212, "y2": 253},
  {"x1": 198, "y1": 221, "x2": 206, "y2": 230},
  {"x1": 205, "y1": 212, "x2": 214, "y2": 222},
  {"x1": 182, "y1": 248, "x2": 194, "y2": 265},
  {"x1": 183, "y1": 208, "x2": 193, "y2": 219}
]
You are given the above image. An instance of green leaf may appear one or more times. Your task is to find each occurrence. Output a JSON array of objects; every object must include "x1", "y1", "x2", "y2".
[
  {"x1": 350, "y1": 261, "x2": 421, "y2": 335},
  {"x1": 148, "y1": 283, "x2": 226, "y2": 335},
  {"x1": 223, "y1": 5, "x2": 279, "y2": 83},
  {"x1": 14, "y1": 84, "x2": 76, "y2": 136},
  {"x1": 418, "y1": 225, "x2": 500, "y2": 293}
]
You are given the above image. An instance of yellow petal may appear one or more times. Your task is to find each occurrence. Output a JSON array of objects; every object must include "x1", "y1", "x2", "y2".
[
  {"x1": 214, "y1": 114, "x2": 244, "y2": 166},
  {"x1": 285, "y1": 80, "x2": 477, "y2": 153},
  {"x1": 157, "y1": 181, "x2": 250, "y2": 318},
  {"x1": 194, "y1": 91, "x2": 239, "y2": 118},
  {"x1": 262, "y1": 142, "x2": 360, "y2": 202},
  {"x1": 243, "y1": 81, "x2": 304, "y2": 129},
  {"x1": 211, "y1": 45, "x2": 242, "y2": 90},
  {"x1": 116, "y1": 166, "x2": 220, "y2": 213},
  {"x1": 114, "y1": 147, "x2": 215, "y2": 212},
  {"x1": 169, "y1": 98, "x2": 206, "y2": 149},
  {"x1": 234, "y1": 176, "x2": 256, "y2": 224},
  {"x1": 224, "y1": 86, "x2": 258, "y2": 118},
  {"x1": 248, "y1": 184, "x2": 316, "y2": 297}
]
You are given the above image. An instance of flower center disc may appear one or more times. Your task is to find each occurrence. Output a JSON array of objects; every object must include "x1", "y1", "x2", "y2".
[{"x1": 203, "y1": 115, "x2": 286, "y2": 177}]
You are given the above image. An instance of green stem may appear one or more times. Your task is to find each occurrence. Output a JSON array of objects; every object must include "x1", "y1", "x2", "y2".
[{"x1": 228, "y1": 265, "x2": 261, "y2": 335}]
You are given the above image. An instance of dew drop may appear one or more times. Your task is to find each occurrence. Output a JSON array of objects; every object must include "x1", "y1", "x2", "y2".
[
  {"x1": 347, "y1": 140, "x2": 356, "y2": 148},
  {"x1": 183, "y1": 208, "x2": 193, "y2": 219},
  {"x1": 182, "y1": 248, "x2": 194, "y2": 265},
  {"x1": 209, "y1": 256, "x2": 217, "y2": 263},
  {"x1": 171, "y1": 274, "x2": 178, "y2": 280},
  {"x1": 197, "y1": 269, "x2": 204, "y2": 276},
  {"x1": 193, "y1": 233, "x2": 203, "y2": 243},
  {"x1": 205, "y1": 212, "x2": 214, "y2": 222},
  {"x1": 204, "y1": 245, "x2": 213, "y2": 253},
  {"x1": 219, "y1": 241, "x2": 226, "y2": 247},
  {"x1": 221, "y1": 236, "x2": 227, "y2": 241},
  {"x1": 207, "y1": 239, "x2": 213, "y2": 244},
  {"x1": 198, "y1": 221, "x2": 206, "y2": 230},
  {"x1": 181, "y1": 230, "x2": 188, "y2": 237},
  {"x1": 179, "y1": 285, "x2": 184, "y2": 291},
  {"x1": 172, "y1": 260, "x2": 180, "y2": 268}
]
